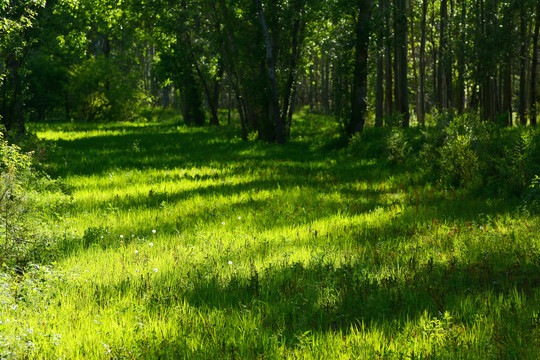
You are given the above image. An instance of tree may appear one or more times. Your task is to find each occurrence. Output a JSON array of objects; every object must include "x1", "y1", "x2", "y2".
[
  {"x1": 348, "y1": 0, "x2": 373, "y2": 135},
  {"x1": 0, "y1": 0, "x2": 46, "y2": 134}
]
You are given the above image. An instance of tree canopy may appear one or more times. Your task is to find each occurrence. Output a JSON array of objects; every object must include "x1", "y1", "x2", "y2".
[{"x1": 1, "y1": 0, "x2": 539, "y2": 139}]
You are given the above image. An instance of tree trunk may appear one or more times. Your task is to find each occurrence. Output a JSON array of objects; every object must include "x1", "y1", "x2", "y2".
[
  {"x1": 503, "y1": 61, "x2": 512, "y2": 126},
  {"x1": 456, "y1": 0, "x2": 466, "y2": 113},
  {"x1": 256, "y1": 0, "x2": 285, "y2": 144},
  {"x1": 375, "y1": 3, "x2": 385, "y2": 127},
  {"x1": 396, "y1": 0, "x2": 409, "y2": 126},
  {"x1": 438, "y1": 0, "x2": 449, "y2": 109},
  {"x1": 530, "y1": 3, "x2": 540, "y2": 126},
  {"x1": 349, "y1": 0, "x2": 373, "y2": 135},
  {"x1": 419, "y1": 0, "x2": 427, "y2": 125},
  {"x1": 384, "y1": 0, "x2": 393, "y2": 117},
  {"x1": 520, "y1": 7, "x2": 528, "y2": 125},
  {"x1": 213, "y1": 0, "x2": 248, "y2": 139},
  {"x1": 281, "y1": 1, "x2": 306, "y2": 130},
  {"x1": 4, "y1": 57, "x2": 25, "y2": 134},
  {"x1": 409, "y1": 0, "x2": 419, "y2": 125}
]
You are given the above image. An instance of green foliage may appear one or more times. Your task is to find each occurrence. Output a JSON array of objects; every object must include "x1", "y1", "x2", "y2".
[
  {"x1": 522, "y1": 175, "x2": 540, "y2": 214},
  {"x1": 0, "y1": 134, "x2": 68, "y2": 271},
  {"x1": 386, "y1": 127, "x2": 411, "y2": 166},
  {"x1": 414, "y1": 114, "x2": 540, "y2": 194},
  {"x1": 438, "y1": 118, "x2": 480, "y2": 188},
  {"x1": 67, "y1": 57, "x2": 140, "y2": 121}
]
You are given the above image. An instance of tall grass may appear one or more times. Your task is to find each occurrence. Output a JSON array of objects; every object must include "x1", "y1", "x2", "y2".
[{"x1": 1, "y1": 113, "x2": 540, "y2": 359}]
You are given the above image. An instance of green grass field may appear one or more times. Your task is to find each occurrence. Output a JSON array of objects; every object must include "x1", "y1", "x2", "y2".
[{"x1": 2, "y1": 114, "x2": 540, "y2": 359}]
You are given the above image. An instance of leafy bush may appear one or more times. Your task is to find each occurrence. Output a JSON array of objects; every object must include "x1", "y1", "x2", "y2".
[
  {"x1": 386, "y1": 127, "x2": 411, "y2": 166},
  {"x1": 415, "y1": 114, "x2": 540, "y2": 194},
  {"x1": 438, "y1": 117, "x2": 480, "y2": 188},
  {"x1": 0, "y1": 134, "x2": 68, "y2": 272},
  {"x1": 67, "y1": 56, "x2": 141, "y2": 121}
]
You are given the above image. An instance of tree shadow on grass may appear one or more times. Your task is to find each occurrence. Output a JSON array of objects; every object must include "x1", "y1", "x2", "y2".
[{"x1": 85, "y1": 217, "x2": 540, "y2": 358}]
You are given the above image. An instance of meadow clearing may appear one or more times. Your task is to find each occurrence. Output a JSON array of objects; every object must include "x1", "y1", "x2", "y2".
[{"x1": 1, "y1": 113, "x2": 540, "y2": 359}]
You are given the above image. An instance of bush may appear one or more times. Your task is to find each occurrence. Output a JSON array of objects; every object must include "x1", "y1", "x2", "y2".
[
  {"x1": 386, "y1": 127, "x2": 411, "y2": 166},
  {"x1": 440, "y1": 132, "x2": 479, "y2": 188},
  {"x1": 0, "y1": 133, "x2": 68, "y2": 272}
]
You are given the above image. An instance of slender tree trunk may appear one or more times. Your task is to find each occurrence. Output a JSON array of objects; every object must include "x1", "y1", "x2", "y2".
[
  {"x1": 103, "y1": 35, "x2": 111, "y2": 92},
  {"x1": 419, "y1": 0, "x2": 427, "y2": 125},
  {"x1": 213, "y1": 1, "x2": 247, "y2": 139},
  {"x1": 409, "y1": 0, "x2": 419, "y2": 124},
  {"x1": 256, "y1": 0, "x2": 285, "y2": 144},
  {"x1": 281, "y1": 1, "x2": 306, "y2": 130},
  {"x1": 349, "y1": 0, "x2": 373, "y2": 135},
  {"x1": 394, "y1": 0, "x2": 401, "y2": 121},
  {"x1": 503, "y1": 61, "x2": 512, "y2": 126},
  {"x1": 192, "y1": 58, "x2": 221, "y2": 126},
  {"x1": 456, "y1": 0, "x2": 466, "y2": 113},
  {"x1": 4, "y1": 57, "x2": 24, "y2": 134},
  {"x1": 530, "y1": 3, "x2": 540, "y2": 126},
  {"x1": 323, "y1": 49, "x2": 331, "y2": 114},
  {"x1": 397, "y1": 0, "x2": 409, "y2": 126},
  {"x1": 520, "y1": 7, "x2": 528, "y2": 125},
  {"x1": 384, "y1": 0, "x2": 393, "y2": 117},
  {"x1": 375, "y1": 3, "x2": 385, "y2": 127},
  {"x1": 438, "y1": 0, "x2": 449, "y2": 109}
]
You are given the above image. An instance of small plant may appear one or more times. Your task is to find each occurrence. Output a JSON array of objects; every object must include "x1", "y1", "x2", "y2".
[{"x1": 386, "y1": 127, "x2": 411, "y2": 166}]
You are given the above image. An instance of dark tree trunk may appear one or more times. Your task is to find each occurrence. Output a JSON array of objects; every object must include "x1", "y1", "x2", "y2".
[
  {"x1": 503, "y1": 61, "x2": 512, "y2": 126},
  {"x1": 281, "y1": 1, "x2": 306, "y2": 130},
  {"x1": 419, "y1": 0, "x2": 427, "y2": 125},
  {"x1": 384, "y1": 0, "x2": 393, "y2": 117},
  {"x1": 438, "y1": 0, "x2": 449, "y2": 109},
  {"x1": 396, "y1": 0, "x2": 409, "y2": 126},
  {"x1": 256, "y1": 0, "x2": 285, "y2": 144},
  {"x1": 375, "y1": 2, "x2": 385, "y2": 127},
  {"x1": 213, "y1": 0, "x2": 248, "y2": 139},
  {"x1": 456, "y1": 0, "x2": 466, "y2": 113},
  {"x1": 349, "y1": 0, "x2": 373, "y2": 135},
  {"x1": 4, "y1": 57, "x2": 25, "y2": 135},
  {"x1": 530, "y1": 3, "x2": 540, "y2": 126},
  {"x1": 519, "y1": 7, "x2": 528, "y2": 125},
  {"x1": 409, "y1": 0, "x2": 419, "y2": 124}
]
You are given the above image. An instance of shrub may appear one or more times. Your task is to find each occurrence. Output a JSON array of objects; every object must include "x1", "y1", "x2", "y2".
[
  {"x1": 439, "y1": 131, "x2": 479, "y2": 188},
  {"x1": 386, "y1": 127, "x2": 411, "y2": 166},
  {"x1": 0, "y1": 133, "x2": 67, "y2": 272}
]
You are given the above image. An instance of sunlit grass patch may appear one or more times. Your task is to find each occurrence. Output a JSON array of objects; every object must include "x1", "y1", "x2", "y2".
[{"x1": 1, "y1": 117, "x2": 539, "y2": 358}]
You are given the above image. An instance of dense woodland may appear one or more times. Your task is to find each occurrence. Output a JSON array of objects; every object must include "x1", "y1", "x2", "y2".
[{"x1": 1, "y1": 0, "x2": 539, "y2": 141}]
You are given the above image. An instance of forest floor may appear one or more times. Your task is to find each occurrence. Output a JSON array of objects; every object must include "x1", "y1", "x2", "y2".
[{"x1": 2, "y1": 112, "x2": 540, "y2": 359}]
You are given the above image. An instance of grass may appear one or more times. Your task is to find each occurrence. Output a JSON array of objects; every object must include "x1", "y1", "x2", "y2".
[{"x1": 1, "y1": 112, "x2": 540, "y2": 359}]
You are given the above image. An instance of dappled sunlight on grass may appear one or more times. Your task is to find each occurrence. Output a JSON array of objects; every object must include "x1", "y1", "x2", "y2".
[{"x1": 2, "y1": 117, "x2": 538, "y2": 358}]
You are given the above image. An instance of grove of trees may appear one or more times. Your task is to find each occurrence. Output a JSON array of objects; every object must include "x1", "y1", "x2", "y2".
[{"x1": 1, "y1": 0, "x2": 539, "y2": 141}]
